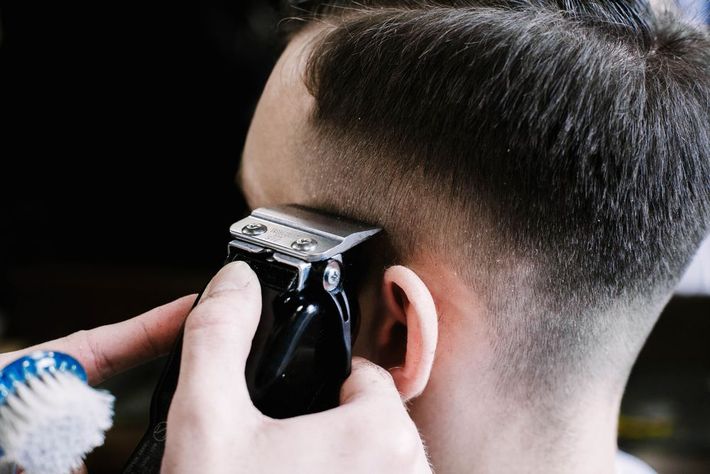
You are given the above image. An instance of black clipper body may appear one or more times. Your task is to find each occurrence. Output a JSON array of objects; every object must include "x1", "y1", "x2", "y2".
[
  {"x1": 123, "y1": 206, "x2": 380, "y2": 473},
  {"x1": 230, "y1": 206, "x2": 380, "y2": 416}
]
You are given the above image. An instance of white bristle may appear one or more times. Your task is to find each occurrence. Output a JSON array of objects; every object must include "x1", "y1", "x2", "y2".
[{"x1": 0, "y1": 371, "x2": 114, "y2": 474}]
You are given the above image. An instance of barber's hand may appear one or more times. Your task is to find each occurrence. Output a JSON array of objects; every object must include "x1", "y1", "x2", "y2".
[
  {"x1": 0, "y1": 295, "x2": 196, "y2": 474},
  {"x1": 0, "y1": 295, "x2": 196, "y2": 385},
  {"x1": 163, "y1": 261, "x2": 432, "y2": 474}
]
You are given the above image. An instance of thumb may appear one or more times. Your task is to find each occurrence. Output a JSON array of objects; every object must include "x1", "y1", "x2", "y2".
[{"x1": 176, "y1": 261, "x2": 261, "y2": 405}]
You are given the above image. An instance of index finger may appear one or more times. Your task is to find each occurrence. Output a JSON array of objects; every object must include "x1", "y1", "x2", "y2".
[{"x1": 0, "y1": 295, "x2": 197, "y2": 385}]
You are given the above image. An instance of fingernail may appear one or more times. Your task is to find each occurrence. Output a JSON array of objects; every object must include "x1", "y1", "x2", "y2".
[{"x1": 205, "y1": 261, "x2": 253, "y2": 295}]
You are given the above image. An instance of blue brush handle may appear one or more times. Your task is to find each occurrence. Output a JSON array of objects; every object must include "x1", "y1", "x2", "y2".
[{"x1": 0, "y1": 351, "x2": 87, "y2": 406}]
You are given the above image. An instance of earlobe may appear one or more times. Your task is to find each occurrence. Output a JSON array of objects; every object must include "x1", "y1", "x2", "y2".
[{"x1": 378, "y1": 265, "x2": 438, "y2": 401}]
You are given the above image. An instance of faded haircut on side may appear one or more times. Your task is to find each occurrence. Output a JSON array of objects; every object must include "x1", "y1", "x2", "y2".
[{"x1": 283, "y1": 0, "x2": 710, "y2": 401}]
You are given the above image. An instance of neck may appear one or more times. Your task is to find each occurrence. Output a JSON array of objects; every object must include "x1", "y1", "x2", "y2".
[
  {"x1": 400, "y1": 259, "x2": 625, "y2": 473},
  {"x1": 409, "y1": 357, "x2": 623, "y2": 474}
]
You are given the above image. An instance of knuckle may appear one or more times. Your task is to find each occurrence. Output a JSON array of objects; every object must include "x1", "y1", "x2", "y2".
[
  {"x1": 169, "y1": 390, "x2": 263, "y2": 441},
  {"x1": 376, "y1": 410, "x2": 422, "y2": 460},
  {"x1": 138, "y1": 317, "x2": 162, "y2": 358},
  {"x1": 389, "y1": 425, "x2": 423, "y2": 467},
  {"x1": 337, "y1": 402, "x2": 424, "y2": 470},
  {"x1": 69, "y1": 329, "x2": 114, "y2": 383}
]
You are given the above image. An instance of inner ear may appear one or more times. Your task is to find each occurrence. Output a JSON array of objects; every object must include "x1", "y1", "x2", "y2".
[
  {"x1": 393, "y1": 284, "x2": 406, "y2": 309},
  {"x1": 375, "y1": 281, "x2": 409, "y2": 369},
  {"x1": 376, "y1": 318, "x2": 407, "y2": 370},
  {"x1": 375, "y1": 265, "x2": 438, "y2": 400}
]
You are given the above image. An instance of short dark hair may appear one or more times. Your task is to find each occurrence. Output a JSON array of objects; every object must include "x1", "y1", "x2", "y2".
[{"x1": 288, "y1": 1, "x2": 710, "y2": 400}]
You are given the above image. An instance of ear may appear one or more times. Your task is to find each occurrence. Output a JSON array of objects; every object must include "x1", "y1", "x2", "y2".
[{"x1": 377, "y1": 265, "x2": 438, "y2": 401}]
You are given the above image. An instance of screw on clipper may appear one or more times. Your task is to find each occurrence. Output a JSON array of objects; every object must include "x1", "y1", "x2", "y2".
[
  {"x1": 291, "y1": 238, "x2": 317, "y2": 251},
  {"x1": 242, "y1": 223, "x2": 267, "y2": 236}
]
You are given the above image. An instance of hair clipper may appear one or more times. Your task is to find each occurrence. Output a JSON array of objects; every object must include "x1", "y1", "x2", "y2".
[{"x1": 123, "y1": 205, "x2": 380, "y2": 473}]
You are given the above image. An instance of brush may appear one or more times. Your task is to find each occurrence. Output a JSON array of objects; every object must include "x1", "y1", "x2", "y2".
[{"x1": 0, "y1": 351, "x2": 114, "y2": 474}]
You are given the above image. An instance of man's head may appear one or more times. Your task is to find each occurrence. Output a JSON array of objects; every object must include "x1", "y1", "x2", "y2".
[{"x1": 240, "y1": 0, "x2": 709, "y2": 409}]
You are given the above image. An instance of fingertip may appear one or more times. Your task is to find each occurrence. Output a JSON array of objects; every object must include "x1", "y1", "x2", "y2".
[
  {"x1": 351, "y1": 356, "x2": 376, "y2": 370},
  {"x1": 341, "y1": 357, "x2": 398, "y2": 405},
  {"x1": 180, "y1": 293, "x2": 200, "y2": 304},
  {"x1": 153, "y1": 294, "x2": 198, "y2": 319},
  {"x1": 202, "y1": 261, "x2": 259, "y2": 299},
  {"x1": 350, "y1": 357, "x2": 394, "y2": 381},
  {"x1": 178, "y1": 294, "x2": 198, "y2": 309},
  {"x1": 187, "y1": 262, "x2": 262, "y2": 332},
  {"x1": 144, "y1": 295, "x2": 198, "y2": 332}
]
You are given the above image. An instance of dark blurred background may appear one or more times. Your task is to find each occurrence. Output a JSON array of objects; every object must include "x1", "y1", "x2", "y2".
[
  {"x1": 0, "y1": 0, "x2": 281, "y2": 470},
  {"x1": 0, "y1": 1, "x2": 708, "y2": 473}
]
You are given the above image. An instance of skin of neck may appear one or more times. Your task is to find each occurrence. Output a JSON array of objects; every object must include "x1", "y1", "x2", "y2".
[{"x1": 361, "y1": 261, "x2": 625, "y2": 474}]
